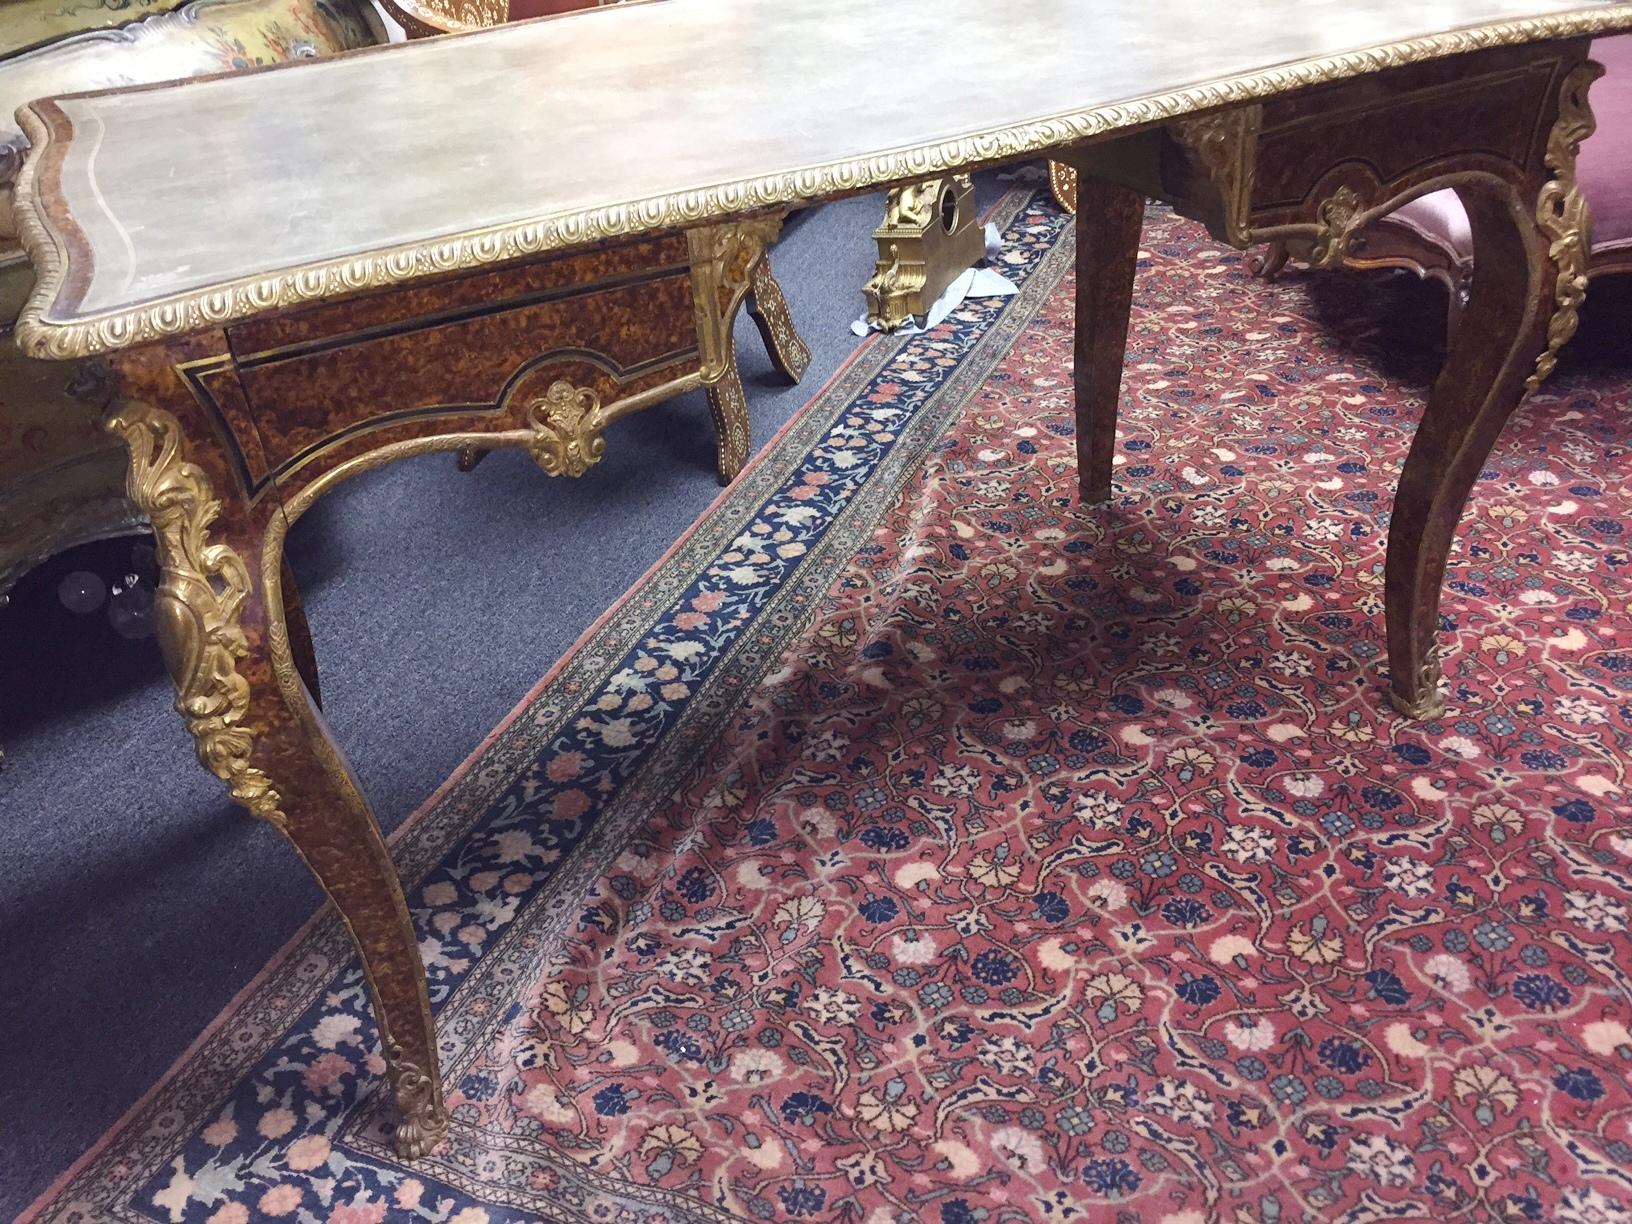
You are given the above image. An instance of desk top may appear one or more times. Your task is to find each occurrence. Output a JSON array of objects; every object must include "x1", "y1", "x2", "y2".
[{"x1": 14, "y1": 0, "x2": 1632, "y2": 358}]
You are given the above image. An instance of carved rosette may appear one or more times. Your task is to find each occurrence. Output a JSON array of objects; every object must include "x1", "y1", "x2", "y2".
[
  {"x1": 526, "y1": 380, "x2": 606, "y2": 478},
  {"x1": 108, "y1": 404, "x2": 287, "y2": 829},
  {"x1": 1525, "y1": 60, "x2": 1602, "y2": 397}
]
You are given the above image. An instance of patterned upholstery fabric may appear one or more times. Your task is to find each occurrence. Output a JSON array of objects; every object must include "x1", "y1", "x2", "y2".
[{"x1": 0, "y1": 0, "x2": 380, "y2": 590}]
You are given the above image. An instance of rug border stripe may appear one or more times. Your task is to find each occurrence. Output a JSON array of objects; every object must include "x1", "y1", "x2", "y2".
[{"x1": 16, "y1": 192, "x2": 1040, "y2": 1223}]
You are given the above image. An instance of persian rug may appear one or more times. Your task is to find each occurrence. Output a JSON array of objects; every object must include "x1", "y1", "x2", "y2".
[{"x1": 26, "y1": 185, "x2": 1632, "y2": 1224}]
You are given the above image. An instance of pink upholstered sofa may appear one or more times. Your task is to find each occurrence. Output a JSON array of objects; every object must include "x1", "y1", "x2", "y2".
[{"x1": 1318, "y1": 35, "x2": 1632, "y2": 330}]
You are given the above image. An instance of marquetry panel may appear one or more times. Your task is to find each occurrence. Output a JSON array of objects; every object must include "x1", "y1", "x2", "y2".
[{"x1": 223, "y1": 247, "x2": 697, "y2": 485}]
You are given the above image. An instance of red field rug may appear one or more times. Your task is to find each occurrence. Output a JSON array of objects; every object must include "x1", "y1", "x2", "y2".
[{"x1": 27, "y1": 187, "x2": 1632, "y2": 1224}]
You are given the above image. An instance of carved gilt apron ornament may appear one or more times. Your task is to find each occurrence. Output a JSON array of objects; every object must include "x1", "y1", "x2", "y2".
[
  {"x1": 687, "y1": 218, "x2": 781, "y2": 377},
  {"x1": 108, "y1": 404, "x2": 287, "y2": 831},
  {"x1": 526, "y1": 380, "x2": 606, "y2": 477},
  {"x1": 1526, "y1": 60, "x2": 1602, "y2": 397},
  {"x1": 1304, "y1": 185, "x2": 1366, "y2": 268}
]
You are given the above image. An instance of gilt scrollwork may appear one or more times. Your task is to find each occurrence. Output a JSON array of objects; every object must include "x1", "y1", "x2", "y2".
[
  {"x1": 861, "y1": 243, "x2": 913, "y2": 330},
  {"x1": 687, "y1": 219, "x2": 781, "y2": 377},
  {"x1": 388, "y1": 1046, "x2": 450, "y2": 1158},
  {"x1": 1171, "y1": 105, "x2": 1262, "y2": 246},
  {"x1": 526, "y1": 380, "x2": 606, "y2": 478},
  {"x1": 690, "y1": 217, "x2": 783, "y2": 319},
  {"x1": 1303, "y1": 185, "x2": 1366, "y2": 268},
  {"x1": 1524, "y1": 60, "x2": 1602, "y2": 397},
  {"x1": 108, "y1": 404, "x2": 286, "y2": 830}
]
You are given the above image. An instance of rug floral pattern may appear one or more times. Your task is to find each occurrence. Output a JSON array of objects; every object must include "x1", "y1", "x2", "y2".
[
  {"x1": 445, "y1": 220, "x2": 1632, "y2": 1220},
  {"x1": 28, "y1": 191, "x2": 1632, "y2": 1224}
]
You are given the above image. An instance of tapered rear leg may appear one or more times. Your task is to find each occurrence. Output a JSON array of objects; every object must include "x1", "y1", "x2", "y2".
[{"x1": 1071, "y1": 178, "x2": 1146, "y2": 504}]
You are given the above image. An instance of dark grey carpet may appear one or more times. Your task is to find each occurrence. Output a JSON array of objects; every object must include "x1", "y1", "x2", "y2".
[{"x1": 0, "y1": 180, "x2": 1015, "y2": 1210}]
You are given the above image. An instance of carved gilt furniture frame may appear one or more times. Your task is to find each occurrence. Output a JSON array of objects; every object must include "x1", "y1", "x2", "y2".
[{"x1": 70, "y1": 215, "x2": 797, "y2": 1159}]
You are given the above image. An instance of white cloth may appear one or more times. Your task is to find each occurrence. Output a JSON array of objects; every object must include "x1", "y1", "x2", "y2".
[{"x1": 852, "y1": 222, "x2": 1018, "y2": 336}]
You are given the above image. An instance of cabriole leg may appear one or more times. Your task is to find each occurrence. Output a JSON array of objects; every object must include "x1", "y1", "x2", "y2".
[
  {"x1": 1384, "y1": 64, "x2": 1594, "y2": 720},
  {"x1": 109, "y1": 385, "x2": 446, "y2": 1157}
]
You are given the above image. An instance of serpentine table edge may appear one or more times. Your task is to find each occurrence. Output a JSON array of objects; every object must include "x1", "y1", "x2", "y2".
[{"x1": 8, "y1": 0, "x2": 1632, "y2": 1161}]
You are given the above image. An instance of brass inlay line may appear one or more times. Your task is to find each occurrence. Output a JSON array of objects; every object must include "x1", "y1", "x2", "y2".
[{"x1": 230, "y1": 260, "x2": 692, "y2": 367}]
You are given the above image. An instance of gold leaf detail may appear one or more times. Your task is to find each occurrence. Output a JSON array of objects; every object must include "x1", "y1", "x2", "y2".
[
  {"x1": 526, "y1": 380, "x2": 606, "y2": 478},
  {"x1": 25, "y1": 10, "x2": 1632, "y2": 360},
  {"x1": 1525, "y1": 61, "x2": 1602, "y2": 397},
  {"x1": 109, "y1": 404, "x2": 286, "y2": 829},
  {"x1": 1305, "y1": 185, "x2": 1366, "y2": 268},
  {"x1": 1171, "y1": 106, "x2": 1262, "y2": 246},
  {"x1": 388, "y1": 1049, "x2": 450, "y2": 1158}
]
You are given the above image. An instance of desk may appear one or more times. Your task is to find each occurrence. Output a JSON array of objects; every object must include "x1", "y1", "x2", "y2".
[{"x1": 12, "y1": 0, "x2": 1632, "y2": 1158}]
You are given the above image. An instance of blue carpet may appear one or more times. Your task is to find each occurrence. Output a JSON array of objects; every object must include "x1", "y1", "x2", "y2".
[{"x1": 0, "y1": 181, "x2": 1015, "y2": 1211}]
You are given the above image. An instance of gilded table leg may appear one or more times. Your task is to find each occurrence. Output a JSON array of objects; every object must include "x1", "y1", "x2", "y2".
[
  {"x1": 746, "y1": 253, "x2": 811, "y2": 384},
  {"x1": 704, "y1": 337, "x2": 751, "y2": 484},
  {"x1": 1072, "y1": 177, "x2": 1146, "y2": 504},
  {"x1": 109, "y1": 381, "x2": 446, "y2": 1157},
  {"x1": 688, "y1": 219, "x2": 783, "y2": 485}
]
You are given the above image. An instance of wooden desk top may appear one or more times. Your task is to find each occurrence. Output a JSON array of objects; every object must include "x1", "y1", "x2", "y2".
[{"x1": 14, "y1": 0, "x2": 1632, "y2": 359}]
